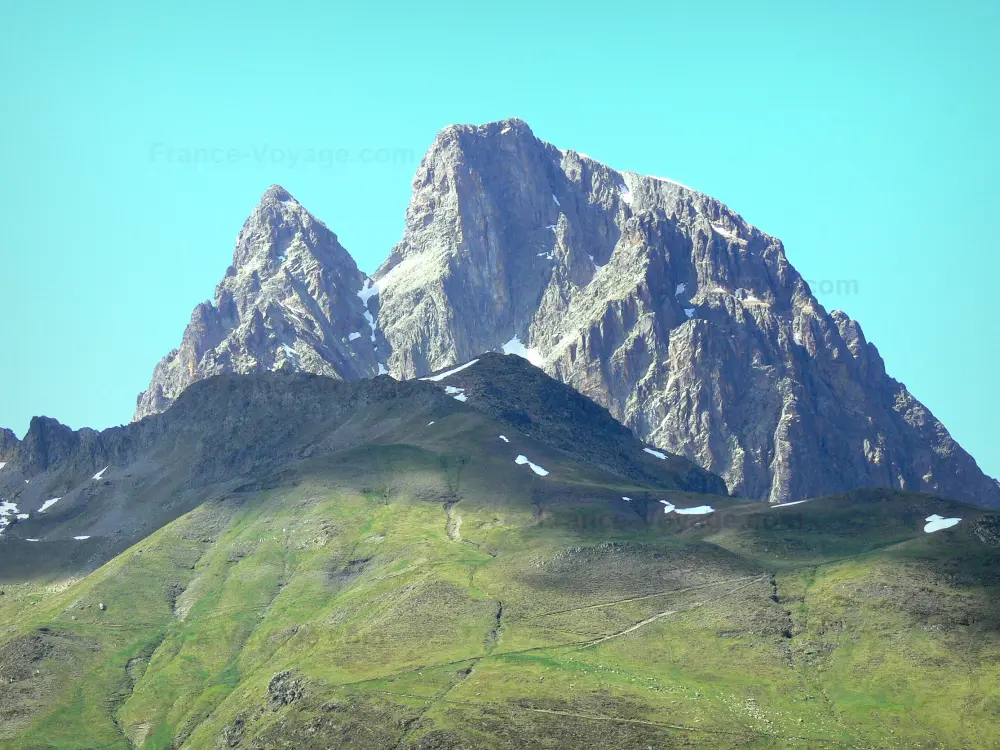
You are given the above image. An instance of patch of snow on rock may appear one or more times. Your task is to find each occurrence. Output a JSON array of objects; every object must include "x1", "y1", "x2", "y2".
[
  {"x1": 377, "y1": 362, "x2": 388, "y2": 375},
  {"x1": 772, "y1": 499, "x2": 809, "y2": 508},
  {"x1": 0, "y1": 501, "x2": 20, "y2": 533},
  {"x1": 552, "y1": 194, "x2": 560, "y2": 206},
  {"x1": 623, "y1": 496, "x2": 632, "y2": 502},
  {"x1": 502, "y1": 336, "x2": 545, "y2": 368},
  {"x1": 659, "y1": 500, "x2": 677, "y2": 513},
  {"x1": 427, "y1": 421, "x2": 435, "y2": 426},
  {"x1": 499, "y1": 435, "x2": 510, "y2": 443},
  {"x1": 711, "y1": 224, "x2": 736, "y2": 240},
  {"x1": 644, "y1": 448, "x2": 667, "y2": 460},
  {"x1": 924, "y1": 514, "x2": 961, "y2": 533},
  {"x1": 421, "y1": 359, "x2": 480, "y2": 382},
  {"x1": 675, "y1": 283, "x2": 686, "y2": 296},
  {"x1": 684, "y1": 308, "x2": 696, "y2": 319},
  {"x1": 93, "y1": 466, "x2": 109, "y2": 481},
  {"x1": 281, "y1": 344, "x2": 301, "y2": 365},
  {"x1": 619, "y1": 182, "x2": 633, "y2": 205},
  {"x1": 444, "y1": 386, "x2": 462, "y2": 395},
  {"x1": 675, "y1": 505, "x2": 715, "y2": 515},
  {"x1": 74, "y1": 535, "x2": 91, "y2": 541},
  {"x1": 0, "y1": 462, "x2": 6, "y2": 470},
  {"x1": 515, "y1": 455, "x2": 549, "y2": 476},
  {"x1": 357, "y1": 277, "x2": 379, "y2": 305},
  {"x1": 38, "y1": 498, "x2": 61, "y2": 513},
  {"x1": 453, "y1": 393, "x2": 468, "y2": 402},
  {"x1": 348, "y1": 332, "x2": 362, "y2": 341}
]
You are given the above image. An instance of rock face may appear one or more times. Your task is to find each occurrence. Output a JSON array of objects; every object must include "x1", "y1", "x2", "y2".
[
  {"x1": 370, "y1": 119, "x2": 999, "y2": 507},
  {"x1": 132, "y1": 121, "x2": 1000, "y2": 508},
  {"x1": 133, "y1": 186, "x2": 385, "y2": 420}
]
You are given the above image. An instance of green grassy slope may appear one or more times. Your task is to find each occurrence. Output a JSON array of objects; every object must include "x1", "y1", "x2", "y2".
[{"x1": 1, "y1": 407, "x2": 998, "y2": 749}]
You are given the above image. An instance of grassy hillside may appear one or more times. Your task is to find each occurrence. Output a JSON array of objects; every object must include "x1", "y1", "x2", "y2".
[{"x1": 1, "y1": 396, "x2": 998, "y2": 749}]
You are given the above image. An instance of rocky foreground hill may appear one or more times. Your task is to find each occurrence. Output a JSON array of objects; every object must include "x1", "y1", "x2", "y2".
[{"x1": 134, "y1": 119, "x2": 1000, "y2": 508}]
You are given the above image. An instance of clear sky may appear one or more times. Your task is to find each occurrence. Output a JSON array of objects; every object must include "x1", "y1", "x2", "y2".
[{"x1": 1, "y1": 1, "x2": 997, "y2": 479}]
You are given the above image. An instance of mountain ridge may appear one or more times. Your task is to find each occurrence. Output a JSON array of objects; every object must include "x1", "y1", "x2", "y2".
[{"x1": 130, "y1": 118, "x2": 1000, "y2": 508}]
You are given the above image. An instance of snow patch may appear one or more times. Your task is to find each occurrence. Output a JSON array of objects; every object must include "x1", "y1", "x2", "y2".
[
  {"x1": 348, "y1": 332, "x2": 362, "y2": 341},
  {"x1": 38, "y1": 498, "x2": 61, "y2": 513},
  {"x1": 363, "y1": 310, "x2": 377, "y2": 342},
  {"x1": 73, "y1": 535, "x2": 91, "y2": 541},
  {"x1": 544, "y1": 224, "x2": 558, "y2": 232},
  {"x1": 552, "y1": 194, "x2": 560, "y2": 206},
  {"x1": 453, "y1": 393, "x2": 468, "y2": 402},
  {"x1": 499, "y1": 435, "x2": 510, "y2": 443},
  {"x1": 674, "y1": 283, "x2": 686, "y2": 297},
  {"x1": 515, "y1": 455, "x2": 549, "y2": 476},
  {"x1": 93, "y1": 466, "x2": 109, "y2": 481},
  {"x1": 357, "y1": 277, "x2": 379, "y2": 305},
  {"x1": 772, "y1": 499, "x2": 809, "y2": 508},
  {"x1": 377, "y1": 362, "x2": 388, "y2": 375},
  {"x1": 502, "y1": 336, "x2": 545, "y2": 368},
  {"x1": 675, "y1": 505, "x2": 715, "y2": 515},
  {"x1": 924, "y1": 514, "x2": 961, "y2": 533},
  {"x1": 0, "y1": 501, "x2": 20, "y2": 533},
  {"x1": 420, "y1": 359, "x2": 480, "y2": 382},
  {"x1": 619, "y1": 182, "x2": 633, "y2": 205},
  {"x1": 26, "y1": 538, "x2": 39, "y2": 542},
  {"x1": 643, "y1": 448, "x2": 667, "y2": 460},
  {"x1": 427, "y1": 421, "x2": 435, "y2": 426},
  {"x1": 281, "y1": 344, "x2": 301, "y2": 366},
  {"x1": 711, "y1": 223, "x2": 737, "y2": 240},
  {"x1": 684, "y1": 308, "x2": 696, "y2": 319},
  {"x1": 444, "y1": 386, "x2": 462, "y2": 395},
  {"x1": 0, "y1": 462, "x2": 6, "y2": 470},
  {"x1": 15, "y1": 513, "x2": 28, "y2": 520}
]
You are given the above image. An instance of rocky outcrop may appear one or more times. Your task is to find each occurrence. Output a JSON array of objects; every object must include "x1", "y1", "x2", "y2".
[
  {"x1": 133, "y1": 186, "x2": 385, "y2": 420},
  {"x1": 369, "y1": 119, "x2": 999, "y2": 507},
  {"x1": 129, "y1": 120, "x2": 1000, "y2": 508}
]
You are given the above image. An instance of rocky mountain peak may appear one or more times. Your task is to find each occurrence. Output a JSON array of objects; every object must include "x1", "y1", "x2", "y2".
[
  {"x1": 134, "y1": 187, "x2": 382, "y2": 420},
  {"x1": 132, "y1": 119, "x2": 1000, "y2": 508},
  {"x1": 369, "y1": 119, "x2": 1000, "y2": 507}
]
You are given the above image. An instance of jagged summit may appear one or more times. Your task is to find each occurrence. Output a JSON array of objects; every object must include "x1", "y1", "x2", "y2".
[
  {"x1": 260, "y1": 183, "x2": 295, "y2": 203},
  {"x1": 133, "y1": 187, "x2": 382, "y2": 420},
  {"x1": 132, "y1": 120, "x2": 1000, "y2": 507}
]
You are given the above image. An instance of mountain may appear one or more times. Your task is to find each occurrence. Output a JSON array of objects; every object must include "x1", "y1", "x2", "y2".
[
  {"x1": 2, "y1": 365, "x2": 999, "y2": 748},
  {"x1": 133, "y1": 186, "x2": 385, "y2": 420},
  {"x1": 132, "y1": 120, "x2": 1000, "y2": 509},
  {"x1": 1, "y1": 359, "x2": 721, "y2": 575}
]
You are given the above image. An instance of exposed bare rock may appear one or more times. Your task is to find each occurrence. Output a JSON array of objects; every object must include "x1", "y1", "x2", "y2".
[
  {"x1": 370, "y1": 119, "x2": 999, "y2": 507},
  {"x1": 133, "y1": 185, "x2": 383, "y2": 420},
  {"x1": 127, "y1": 120, "x2": 1000, "y2": 508}
]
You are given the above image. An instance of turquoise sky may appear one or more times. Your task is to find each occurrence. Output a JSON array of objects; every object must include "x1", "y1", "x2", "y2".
[{"x1": 2, "y1": 1, "x2": 997, "y2": 480}]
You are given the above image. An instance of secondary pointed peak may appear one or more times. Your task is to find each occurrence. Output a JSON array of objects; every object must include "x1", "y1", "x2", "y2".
[{"x1": 259, "y1": 184, "x2": 297, "y2": 206}]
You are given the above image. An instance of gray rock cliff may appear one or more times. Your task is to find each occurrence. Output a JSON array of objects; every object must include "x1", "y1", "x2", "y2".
[
  {"x1": 134, "y1": 185, "x2": 385, "y2": 420},
  {"x1": 132, "y1": 121, "x2": 1000, "y2": 508}
]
